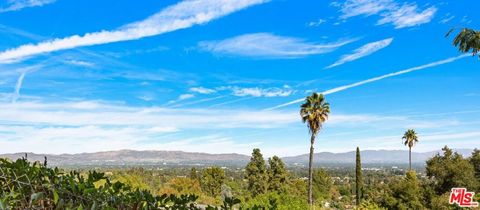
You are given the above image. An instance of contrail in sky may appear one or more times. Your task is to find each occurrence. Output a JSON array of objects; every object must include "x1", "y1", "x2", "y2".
[
  {"x1": 0, "y1": 0, "x2": 268, "y2": 63},
  {"x1": 11, "y1": 65, "x2": 43, "y2": 103},
  {"x1": 12, "y1": 71, "x2": 26, "y2": 103},
  {"x1": 266, "y1": 54, "x2": 469, "y2": 110}
]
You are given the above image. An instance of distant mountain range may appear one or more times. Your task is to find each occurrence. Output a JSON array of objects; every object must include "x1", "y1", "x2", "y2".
[
  {"x1": 0, "y1": 149, "x2": 473, "y2": 167},
  {"x1": 0, "y1": 150, "x2": 250, "y2": 167},
  {"x1": 282, "y1": 149, "x2": 473, "y2": 165}
]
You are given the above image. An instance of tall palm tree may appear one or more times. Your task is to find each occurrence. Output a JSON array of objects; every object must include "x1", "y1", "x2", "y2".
[
  {"x1": 300, "y1": 92, "x2": 330, "y2": 206},
  {"x1": 402, "y1": 129, "x2": 419, "y2": 171},
  {"x1": 446, "y1": 28, "x2": 479, "y2": 58}
]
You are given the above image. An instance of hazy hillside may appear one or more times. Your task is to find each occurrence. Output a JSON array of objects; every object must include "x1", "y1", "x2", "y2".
[
  {"x1": 282, "y1": 149, "x2": 473, "y2": 165},
  {"x1": 0, "y1": 150, "x2": 251, "y2": 167},
  {"x1": 0, "y1": 149, "x2": 473, "y2": 167}
]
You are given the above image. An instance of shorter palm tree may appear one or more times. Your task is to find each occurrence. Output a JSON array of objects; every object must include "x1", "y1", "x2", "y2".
[{"x1": 402, "y1": 129, "x2": 419, "y2": 171}]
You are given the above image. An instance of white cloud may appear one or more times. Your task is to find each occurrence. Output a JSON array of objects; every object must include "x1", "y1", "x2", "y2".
[
  {"x1": 0, "y1": 125, "x2": 179, "y2": 154},
  {"x1": 307, "y1": 19, "x2": 327, "y2": 27},
  {"x1": 189, "y1": 87, "x2": 216, "y2": 94},
  {"x1": 326, "y1": 38, "x2": 393, "y2": 69},
  {"x1": 320, "y1": 129, "x2": 480, "y2": 153},
  {"x1": 199, "y1": 33, "x2": 355, "y2": 58},
  {"x1": 0, "y1": 128, "x2": 262, "y2": 154},
  {"x1": 167, "y1": 94, "x2": 195, "y2": 105},
  {"x1": 138, "y1": 95, "x2": 155, "y2": 101},
  {"x1": 0, "y1": 100, "x2": 299, "y2": 130},
  {"x1": 377, "y1": 4, "x2": 437, "y2": 28},
  {"x1": 461, "y1": 16, "x2": 472, "y2": 24},
  {"x1": 337, "y1": 0, "x2": 394, "y2": 19},
  {"x1": 0, "y1": 0, "x2": 55, "y2": 13},
  {"x1": 170, "y1": 96, "x2": 226, "y2": 108},
  {"x1": 336, "y1": 0, "x2": 437, "y2": 29},
  {"x1": 439, "y1": 14, "x2": 455, "y2": 24},
  {"x1": 65, "y1": 59, "x2": 95, "y2": 67},
  {"x1": 0, "y1": 100, "x2": 470, "y2": 154},
  {"x1": 219, "y1": 85, "x2": 294, "y2": 97},
  {"x1": 422, "y1": 131, "x2": 480, "y2": 142},
  {"x1": 179, "y1": 94, "x2": 194, "y2": 100},
  {"x1": 267, "y1": 54, "x2": 468, "y2": 110},
  {"x1": 232, "y1": 87, "x2": 263, "y2": 97},
  {"x1": 0, "y1": 0, "x2": 268, "y2": 63},
  {"x1": 233, "y1": 86, "x2": 292, "y2": 97},
  {"x1": 208, "y1": 97, "x2": 252, "y2": 108}
]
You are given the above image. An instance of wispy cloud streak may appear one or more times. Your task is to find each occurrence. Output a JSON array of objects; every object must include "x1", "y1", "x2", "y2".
[
  {"x1": 166, "y1": 94, "x2": 195, "y2": 106},
  {"x1": 199, "y1": 33, "x2": 356, "y2": 58},
  {"x1": 10, "y1": 65, "x2": 42, "y2": 103},
  {"x1": 267, "y1": 55, "x2": 468, "y2": 110},
  {"x1": 326, "y1": 38, "x2": 393, "y2": 69},
  {"x1": 0, "y1": 0, "x2": 268, "y2": 63},
  {"x1": 335, "y1": 0, "x2": 437, "y2": 29},
  {"x1": 228, "y1": 85, "x2": 294, "y2": 97},
  {"x1": 12, "y1": 71, "x2": 26, "y2": 103},
  {"x1": 170, "y1": 96, "x2": 226, "y2": 108},
  {"x1": 0, "y1": 0, "x2": 55, "y2": 13}
]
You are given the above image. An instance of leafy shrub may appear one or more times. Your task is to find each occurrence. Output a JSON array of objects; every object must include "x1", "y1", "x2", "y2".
[
  {"x1": 0, "y1": 158, "x2": 260, "y2": 210},
  {"x1": 241, "y1": 192, "x2": 308, "y2": 210}
]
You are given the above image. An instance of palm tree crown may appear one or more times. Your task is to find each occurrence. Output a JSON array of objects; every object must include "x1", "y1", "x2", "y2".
[
  {"x1": 447, "y1": 28, "x2": 480, "y2": 58},
  {"x1": 402, "y1": 129, "x2": 419, "y2": 148},
  {"x1": 300, "y1": 93, "x2": 330, "y2": 141}
]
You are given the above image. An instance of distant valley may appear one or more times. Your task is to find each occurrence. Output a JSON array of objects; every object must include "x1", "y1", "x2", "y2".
[{"x1": 0, "y1": 149, "x2": 473, "y2": 167}]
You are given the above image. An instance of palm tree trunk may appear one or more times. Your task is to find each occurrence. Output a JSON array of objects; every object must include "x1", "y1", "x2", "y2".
[
  {"x1": 308, "y1": 134, "x2": 315, "y2": 207},
  {"x1": 409, "y1": 146, "x2": 412, "y2": 171}
]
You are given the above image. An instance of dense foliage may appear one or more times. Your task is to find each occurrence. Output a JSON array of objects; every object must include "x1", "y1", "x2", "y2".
[
  {"x1": 0, "y1": 158, "x2": 250, "y2": 210},
  {"x1": 426, "y1": 146, "x2": 478, "y2": 195},
  {"x1": 201, "y1": 167, "x2": 225, "y2": 197},
  {"x1": 245, "y1": 149, "x2": 268, "y2": 197},
  {"x1": 266, "y1": 156, "x2": 288, "y2": 194}
]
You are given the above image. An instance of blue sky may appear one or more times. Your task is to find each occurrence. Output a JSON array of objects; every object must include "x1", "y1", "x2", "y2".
[{"x1": 0, "y1": 0, "x2": 479, "y2": 156}]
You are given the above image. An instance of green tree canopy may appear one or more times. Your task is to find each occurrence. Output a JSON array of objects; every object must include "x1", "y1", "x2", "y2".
[
  {"x1": 382, "y1": 171, "x2": 424, "y2": 210},
  {"x1": 0, "y1": 158, "x2": 208, "y2": 209},
  {"x1": 163, "y1": 177, "x2": 202, "y2": 196},
  {"x1": 245, "y1": 148, "x2": 268, "y2": 197},
  {"x1": 312, "y1": 169, "x2": 332, "y2": 202},
  {"x1": 426, "y1": 146, "x2": 478, "y2": 194},
  {"x1": 267, "y1": 156, "x2": 289, "y2": 193},
  {"x1": 469, "y1": 149, "x2": 480, "y2": 187},
  {"x1": 201, "y1": 167, "x2": 226, "y2": 197},
  {"x1": 189, "y1": 167, "x2": 199, "y2": 181}
]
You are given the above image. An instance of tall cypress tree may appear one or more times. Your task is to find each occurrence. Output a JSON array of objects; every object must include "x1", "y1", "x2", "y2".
[
  {"x1": 245, "y1": 148, "x2": 268, "y2": 197},
  {"x1": 355, "y1": 147, "x2": 363, "y2": 205}
]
